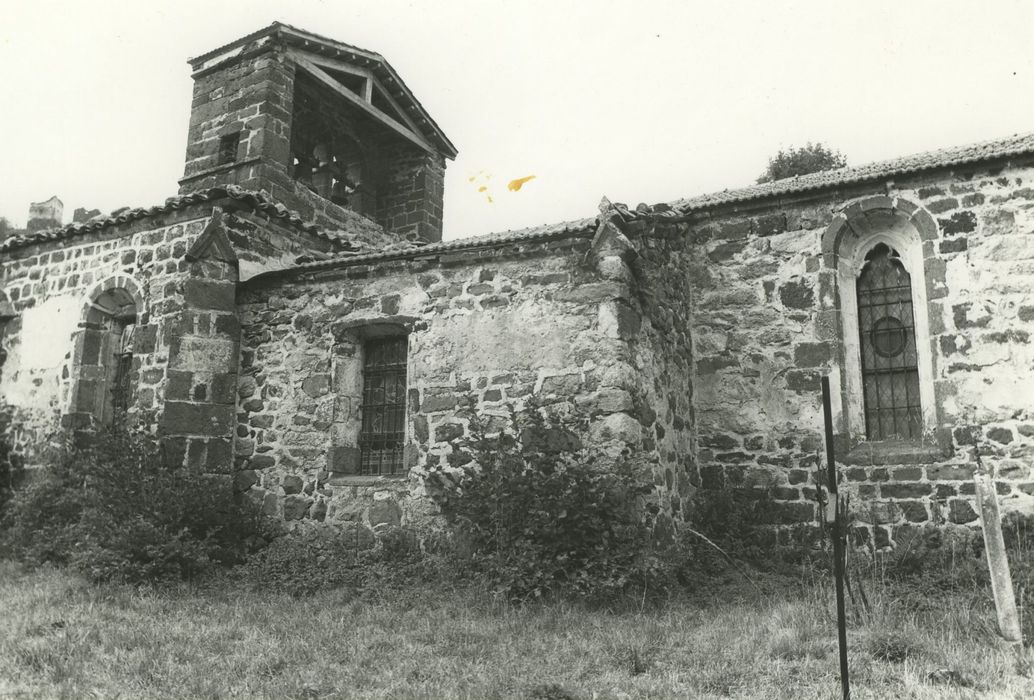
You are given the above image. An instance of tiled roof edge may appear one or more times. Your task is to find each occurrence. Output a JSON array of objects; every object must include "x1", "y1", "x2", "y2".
[
  {"x1": 0, "y1": 185, "x2": 342, "y2": 254},
  {"x1": 245, "y1": 217, "x2": 598, "y2": 284},
  {"x1": 671, "y1": 131, "x2": 1034, "y2": 215}
]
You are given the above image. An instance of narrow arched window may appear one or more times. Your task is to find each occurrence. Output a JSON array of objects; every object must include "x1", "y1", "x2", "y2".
[
  {"x1": 76, "y1": 287, "x2": 139, "y2": 427},
  {"x1": 856, "y1": 243, "x2": 922, "y2": 440}
]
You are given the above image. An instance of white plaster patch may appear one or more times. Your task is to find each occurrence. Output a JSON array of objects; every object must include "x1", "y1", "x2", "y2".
[
  {"x1": 170, "y1": 337, "x2": 238, "y2": 372},
  {"x1": 17, "y1": 296, "x2": 79, "y2": 371}
]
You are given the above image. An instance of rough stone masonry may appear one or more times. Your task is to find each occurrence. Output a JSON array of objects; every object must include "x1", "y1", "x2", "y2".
[{"x1": 2, "y1": 22, "x2": 1034, "y2": 550}]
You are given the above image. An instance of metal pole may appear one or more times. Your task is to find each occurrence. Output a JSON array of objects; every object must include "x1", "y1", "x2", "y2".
[{"x1": 821, "y1": 376, "x2": 850, "y2": 700}]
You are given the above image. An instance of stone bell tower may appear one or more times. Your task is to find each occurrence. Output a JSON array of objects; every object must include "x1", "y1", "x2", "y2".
[{"x1": 178, "y1": 22, "x2": 457, "y2": 243}]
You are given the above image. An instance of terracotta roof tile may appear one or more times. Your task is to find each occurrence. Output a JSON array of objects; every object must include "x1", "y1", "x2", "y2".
[
  {"x1": 0, "y1": 186, "x2": 351, "y2": 254},
  {"x1": 671, "y1": 131, "x2": 1034, "y2": 214},
  {"x1": 251, "y1": 216, "x2": 598, "y2": 279}
]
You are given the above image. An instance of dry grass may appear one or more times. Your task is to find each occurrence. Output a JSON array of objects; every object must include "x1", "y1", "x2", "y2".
[{"x1": 0, "y1": 560, "x2": 1031, "y2": 699}]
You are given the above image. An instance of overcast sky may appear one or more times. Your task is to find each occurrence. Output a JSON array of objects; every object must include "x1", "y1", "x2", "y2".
[{"x1": 3, "y1": 0, "x2": 1034, "y2": 241}]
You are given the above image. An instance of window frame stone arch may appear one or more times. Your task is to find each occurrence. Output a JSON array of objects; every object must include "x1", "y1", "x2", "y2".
[
  {"x1": 0, "y1": 289, "x2": 14, "y2": 378},
  {"x1": 822, "y1": 196, "x2": 940, "y2": 442},
  {"x1": 68, "y1": 276, "x2": 146, "y2": 428}
]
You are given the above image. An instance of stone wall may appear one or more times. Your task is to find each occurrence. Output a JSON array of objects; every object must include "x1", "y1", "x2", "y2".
[
  {"x1": 376, "y1": 143, "x2": 446, "y2": 243},
  {"x1": 629, "y1": 160, "x2": 1034, "y2": 546},
  {"x1": 626, "y1": 215, "x2": 698, "y2": 539},
  {"x1": 0, "y1": 213, "x2": 211, "y2": 463},
  {"x1": 233, "y1": 230, "x2": 679, "y2": 540}
]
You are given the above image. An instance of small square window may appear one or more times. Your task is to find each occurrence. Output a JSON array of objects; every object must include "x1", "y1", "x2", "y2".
[
  {"x1": 358, "y1": 337, "x2": 408, "y2": 475},
  {"x1": 218, "y1": 133, "x2": 241, "y2": 165}
]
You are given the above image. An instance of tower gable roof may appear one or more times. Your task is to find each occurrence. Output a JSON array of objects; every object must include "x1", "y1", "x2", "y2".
[{"x1": 188, "y1": 22, "x2": 457, "y2": 159}]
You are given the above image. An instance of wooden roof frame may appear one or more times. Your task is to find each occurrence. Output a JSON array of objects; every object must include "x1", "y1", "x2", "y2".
[{"x1": 189, "y1": 23, "x2": 457, "y2": 159}]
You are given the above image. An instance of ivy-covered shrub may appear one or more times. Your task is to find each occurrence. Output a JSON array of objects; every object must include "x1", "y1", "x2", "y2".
[
  {"x1": 234, "y1": 525, "x2": 435, "y2": 597},
  {"x1": 0, "y1": 435, "x2": 23, "y2": 516},
  {"x1": 423, "y1": 404, "x2": 663, "y2": 601},
  {"x1": 0, "y1": 428, "x2": 273, "y2": 583},
  {"x1": 685, "y1": 488, "x2": 786, "y2": 565}
]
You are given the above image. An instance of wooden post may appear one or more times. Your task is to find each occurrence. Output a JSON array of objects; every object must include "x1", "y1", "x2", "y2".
[{"x1": 974, "y1": 473, "x2": 1024, "y2": 656}]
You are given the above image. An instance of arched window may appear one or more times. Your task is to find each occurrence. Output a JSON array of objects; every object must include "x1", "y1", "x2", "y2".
[
  {"x1": 856, "y1": 243, "x2": 922, "y2": 439},
  {"x1": 0, "y1": 290, "x2": 14, "y2": 379},
  {"x1": 823, "y1": 196, "x2": 939, "y2": 442},
  {"x1": 73, "y1": 282, "x2": 142, "y2": 427}
]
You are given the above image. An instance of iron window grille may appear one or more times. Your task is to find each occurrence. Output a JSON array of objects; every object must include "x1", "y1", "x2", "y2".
[
  {"x1": 856, "y1": 243, "x2": 922, "y2": 440},
  {"x1": 358, "y1": 336, "x2": 408, "y2": 475}
]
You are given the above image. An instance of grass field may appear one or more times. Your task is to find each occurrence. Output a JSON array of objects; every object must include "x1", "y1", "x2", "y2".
[{"x1": 0, "y1": 561, "x2": 1030, "y2": 699}]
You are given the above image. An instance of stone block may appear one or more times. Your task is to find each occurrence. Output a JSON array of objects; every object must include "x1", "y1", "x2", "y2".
[
  {"x1": 948, "y1": 498, "x2": 977, "y2": 524},
  {"x1": 283, "y1": 494, "x2": 312, "y2": 521},
  {"x1": 793, "y1": 342, "x2": 831, "y2": 367},
  {"x1": 754, "y1": 213, "x2": 786, "y2": 237},
  {"x1": 233, "y1": 470, "x2": 258, "y2": 491},
  {"x1": 927, "y1": 464, "x2": 975, "y2": 481},
  {"x1": 557, "y1": 282, "x2": 627, "y2": 305},
  {"x1": 594, "y1": 388, "x2": 634, "y2": 414},
  {"x1": 785, "y1": 369, "x2": 820, "y2": 392},
  {"x1": 707, "y1": 240, "x2": 748, "y2": 262},
  {"x1": 206, "y1": 438, "x2": 233, "y2": 472},
  {"x1": 329, "y1": 446, "x2": 361, "y2": 475},
  {"x1": 162, "y1": 401, "x2": 235, "y2": 436},
  {"x1": 899, "y1": 500, "x2": 929, "y2": 523},
  {"x1": 183, "y1": 279, "x2": 235, "y2": 311},
  {"x1": 891, "y1": 467, "x2": 924, "y2": 481},
  {"x1": 420, "y1": 389, "x2": 458, "y2": 412},
  {"x1": 774, "y1": 501, "x2": 815, "y2": 524},
  {"x1": 282, "y1": 475, "x2": 303, "y2": 494},
  {"x1": 521, "y1": 425, "x2": 582, "y2": 454},
  {"x1": 598, "y1": 301, "x2": 640, "y2": 339},
  {"x1": 301, "y1": 374, "x2": 330, "y2": 398},
  {"x1": 858, "y1": 501, "x2": 901, "y2": 524},
  {"x1": 434, "y1": 421, "x2": 465, "y2": 443},
  {"x1": 170, "y1": 336, "x2": 238, "y2": 373},
  {"x1": 696, "y1": 355, "x2": 738, "y2": 375},
  {"x1": 541, "y1": 373, "x2": 582, "y2": 395},
  {"x1": 779, "y1": 279, "x2": 814, "y2": 309},
  {"x1": 132, "y1": 324, "x2": 158, "y2": 354},
  {"x1": 987, "y1": 427, "x2": 1014, "y2": 444},
  {"x1": 926, "y1": 197, "x2": 958, "y2": 214},
  {"x1": 589, "y1": 412, "x2": 642, "y2": 445},
  {"x1": 881, "y1": 482, "x2": 933, "y2": 499},
  {"x1": 161, "y1": 436, "x2": 188, "y2": 468},
  {"x1": 210, "y1": 373, "x2": 238, "y2": 405},
  {"x1": 250, "y1": 454, "x2": 275, "y2": 469},
  {"x1": 368, "y1": 499, "x2": 402, "y2": 528}
]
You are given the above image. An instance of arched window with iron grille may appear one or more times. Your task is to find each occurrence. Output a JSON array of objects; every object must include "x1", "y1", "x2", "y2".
[{"x1": 856, "y1": 242, "x2": 922, "y2": 440}]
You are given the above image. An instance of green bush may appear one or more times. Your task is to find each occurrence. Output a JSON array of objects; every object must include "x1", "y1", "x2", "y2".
[
  {"x1": 235, "y1": 525, "x2": 435, "y2": 596},
  {"x1": 0, "y1": 411, "x2": 24, "y2": 514},
  {"x1": 684, "y1": 488, "x2": 800, "y2": 570},
  {"x1": 0, "y1": 428, "x2": 273, "y2": 583},
  {"x1": 423, "y1": 405, "x2": 663, "y2": 601}
]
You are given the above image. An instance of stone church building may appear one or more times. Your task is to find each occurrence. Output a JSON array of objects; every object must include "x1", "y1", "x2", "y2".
[{"x1": 2, "y1": 23, "x2": 1033, "y2": 547}]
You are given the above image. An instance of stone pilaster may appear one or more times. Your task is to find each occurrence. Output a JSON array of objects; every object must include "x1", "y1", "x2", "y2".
[{"x1": 160, "y1": 215, "x2": 240, "y2": 474}]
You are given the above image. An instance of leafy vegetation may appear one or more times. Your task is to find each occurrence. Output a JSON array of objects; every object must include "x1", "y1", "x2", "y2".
[
  {"x1": 424, "y1": 404, "x2": 666, "y2": 601},
  {"x1": 232, "y1": 524, "x2": 440, "y2": 597},
  {"x1": 0, "y1": 417, "x2": 23, "y2": 514},
  {"x1": 757, "y1": 142, "x2": 848, "y2": 183},
  {"x1": 0, "y1": 428, "x2": 273, "y2": 583}
]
